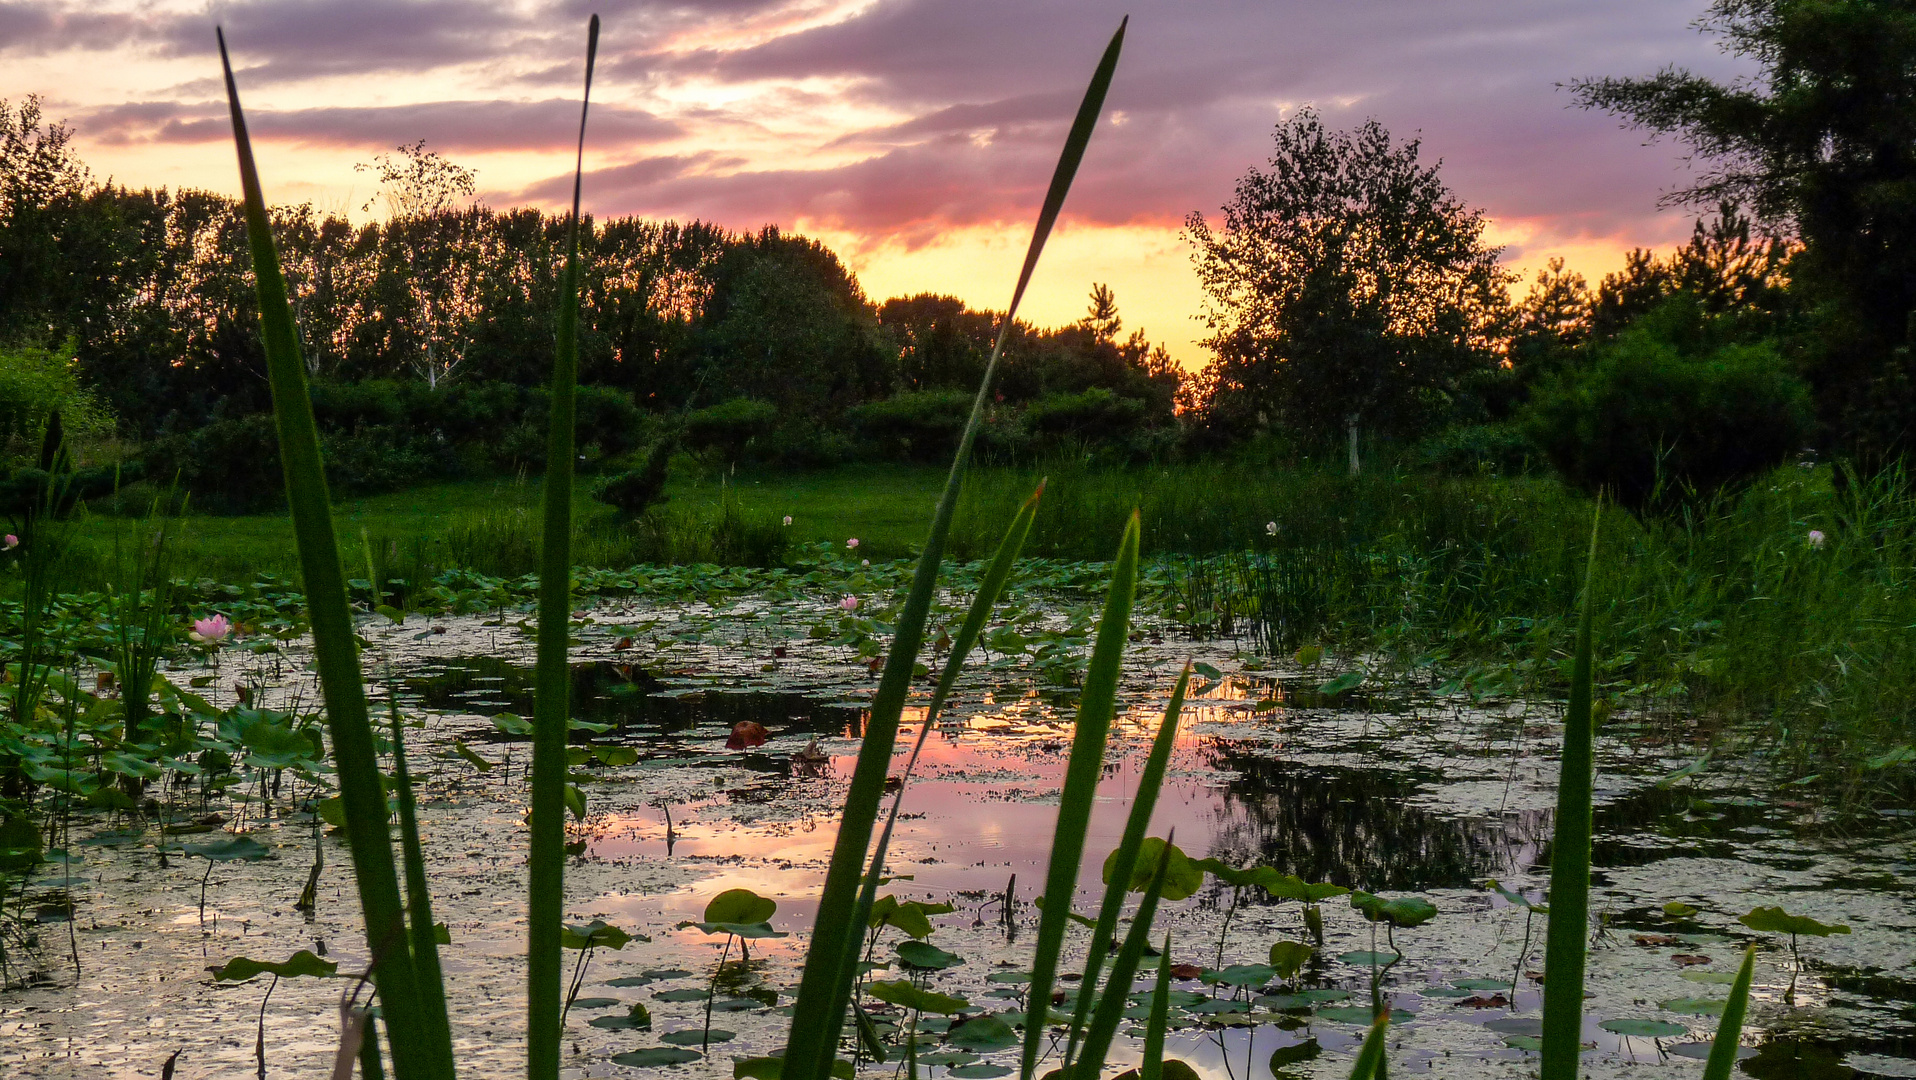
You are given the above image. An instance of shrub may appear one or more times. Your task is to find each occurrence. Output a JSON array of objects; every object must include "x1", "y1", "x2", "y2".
[
  {"x1": 1026, "y1": 387, "x2": 1149, "y2": 443},
  {"x1": 849, "y1": 390, "x2": 972, "y2": 462},
  {"x1": 592, "y1": 438, "x2": 674, "y2": 519},
  {"x1": 1412, "y1": 422, "x2": 1538, "y2": 477},
  {"x1": 0, "y1": 342, "x2": 117, "y2": 467},
  {"x1": 683, "y1": 397, "x2": 777, "y2": 462},
  {"x1": 1524, "y1": 307, "x2": 1811, "y2": 512}
]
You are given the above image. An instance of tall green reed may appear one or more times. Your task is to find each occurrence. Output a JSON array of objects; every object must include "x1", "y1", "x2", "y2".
[
  {"x1": 217, "y1": 28, "x2": 454, "y2": 1080},
  {"x1": 528, "y1": 17, "x2": 601, "y2": 1080},
  {"x1": 779, "y1": 21, "x2": 1127, "y2": 1080},
  {"x1": 1539, "y1": 510, "x2": 1600, "y2": 1076}
]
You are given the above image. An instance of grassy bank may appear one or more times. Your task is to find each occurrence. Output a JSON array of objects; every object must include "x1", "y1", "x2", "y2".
[{"x1": 26, "y1": 458, "x2": 1916, "y2": 797}]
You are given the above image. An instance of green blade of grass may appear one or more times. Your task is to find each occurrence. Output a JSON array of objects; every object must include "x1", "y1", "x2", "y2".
[
  {"x1": 780, "y1": 21, "x2": 1125, "y2": 1080},
  {"x1": 1140, "y1": 932, "x2": 1172, "y2": 1080},
  {"x1": 1540, "y1": 508, "x2": 1602, "y2": 1078},
  {"x1": 1019, "y1": 510, "x2": 1141, "y2": 1080},
  {"x1": 528, "y1": 16, "x2": 600, "y2": 1080},
  {"x1": 838, "y1": 483, "x2": 1045, "y2": 989},
  {"x1": 389, "y1": 695, "x2": 454, "y2": 1066},
  {"x1": 1347, "y1": 1014, "x2": 1389, "y2": 1080},
  {"x1": 1702, "y1": 944, "x2": 1757, "y2": 1080},
  {"x1": 1071, "y1": 826, "x2": 1173, "y2": 1080},
  {"x1": 1063, "y1": 665, "x2": 1191, "y2": 1069},
  {"x1": 216, "y1": 29, "x2": 445, "y2": 1080}
]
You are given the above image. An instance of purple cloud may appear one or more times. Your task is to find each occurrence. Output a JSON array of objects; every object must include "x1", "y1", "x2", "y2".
[{"x1": 80, "y1": 98, "x2": 678, "y2": 152}]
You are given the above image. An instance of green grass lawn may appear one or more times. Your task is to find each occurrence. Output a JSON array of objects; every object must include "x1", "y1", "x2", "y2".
[{"x1": 67, "y1": 463, "x2": 954, "y2": 586}]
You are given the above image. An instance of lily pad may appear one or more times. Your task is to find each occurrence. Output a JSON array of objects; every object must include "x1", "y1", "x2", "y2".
[
  {"x1": 866, "y1": 980, "x2": 969, "y2": 1014},
  {"x1": 946, "y1": 1015, "x2": 1017, "y2": 1051},
  {"x1": 208, "y1": 949, "x2": 336, "y2": 981},
  {"x1": 1452, "y1": 978, "x2": 1513, "y2": 991},
  {"x1": 1738, "y1": 906, "x2": 1851, "y2": 938},
  {"x1": 1660, "y1": 997, "x2": 1727, "y2": 1016},
  {"x1": 1601, "y1": 1018, "x2": 1688, "y2": 1038},
  {"x1": 655, "y1": 988, "x2": 711, "y2": 1002},
  {"x1": 1486, "y1": 1017, "x2": 1544, "y2": 1036},
  {"x1": 897, "y1": 941, "x2": 965, "y2": 971},
  {"x1": 1669, "y1": 1042, "x2": 1755, "y2": 1061},
  {"x1": 610, "y1": 1048, "x2": 701, "y2": 1067},
  {"x1": 1316, "y1": 1007, "x2": 1411, "y2": 1025},
  {"x1": 1338, "y1": 951, "x2": 1399, "y2": 967},
  {"x1": 1268, "y1": 1040, "x2": 1322, "y2": 1068},
  {"x1": 569, "y1": 997, "x2": 621, "y2": 1010},
  {"x1": 660, "y1": 1029, "x2": 734, "y2": 1046},
  {"x1": 1205, "y1": 963, "x2": 1276, "y2": 987},
  {"x1": 948, "y1": 1066, "x2": 1013, "y2": 1079},
  {"x1": 588, "y1": 1003, "x2": 652, "y2": 1031},
  {"x1": 706, "y1": 888, "x2": 777, "y2": 926},
  {"x1": 1350, "y1": 892, "x2": 1437, "y2": 928}
]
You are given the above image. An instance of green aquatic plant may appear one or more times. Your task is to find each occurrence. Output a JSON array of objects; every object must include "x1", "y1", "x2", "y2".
[
  {"x1": 1703, "y1": 944, "x2": 1757, "y2": 1079},
  {"x1": 528, "y1": 17, "x2": 602, "y2": 1080},
  {"x1": 1540, "y1": 508, "x2": 1601, "y2": 1078},
  {"x1": 778, "y1": 21, "x2": 1128, "y2": 1080},
  {"x1": 1739, "y1": 904, "x2": 1849, "y2": 1000}
]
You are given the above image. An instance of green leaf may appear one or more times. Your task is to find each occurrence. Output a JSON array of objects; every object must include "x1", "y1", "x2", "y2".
[
  {"x1": 1072, "y1": 831, "x2": 1174, "y2": 1080},
  {"x1": 1703, "y1": 945, "x2": 1757, "y2": 1080},
  {"x1": 1021, "y1": 512, "x2": 1141, "y2": 1080},
  {"x1": 947, "y1": 1014, "x2": 1018, "y2": 1052},
  {"x1": 1663, "y1": 901, "x2": 1700, "y2": 918},
  {"x1": 1349, "y1": 892, "x2": 1437, "y2": 928},
  {"x1": 1317, "y1": 671, "x2": 1364, "y2": 695},
  {"x1": 706, "y1": 888, "x2": 777, "y2": 926},
  {"x1": 587, "y1": 1003, "x2": 653, "y2": 1031},
  {"x1": 1292, "y1": 645, "x2": 1324, "y2": 667},
  {"x1": 896, "y1": 940, "x2": 964, "y2": 970},
  {"x1": 528, "y1": 19, "x2": 603, "y2": 1080},
  {"x1": 610, "y1": 1048, "x2": 701, "y2": 1067},
  {"x1": 865, "y1": 980, "x2": 970, "y2": 1014},
  {"x1": 1541, "y1": 509, "x2": 1601, "y2": 1077},
  {"x1": 491, "y1": 713, "x2": 533, "y2": 736},
  {"x1": 453, "y1": 741, "x2": 493, "y2": 772},
  {"x1": 1737, "y1": 906, "x2": 1851, "y2": 937},
  {"x1": 779, "y1": 24, "x2": 1128, "y2": 1080},
  {"x1": 561, "y1": 920, "x2": 634, "y2": 951},
  {"x1": 182, "y1": 836, "x2": 268, "y2": 862},
  {"x1": 1268, "y1": 941, "x2": 1313, "y2": 981},
  {"x1": 1205, "y1": 964, "x2": 1277, "y2": 988},
  {"x1": 679, "y1": 921, "x2": 788, "y2": 940},
  {"x1": 661, "y1": 1029, "x2": 733, "y2": 1046},
  {"x1": 1485, "y1": 879, "x2": 1546, "y2": 913},
  {"x1": 1661, "y1": 997, "x2": 1728, "y2": 1016},
  {"x1": 1600, "y1": 1018, "x2": 1687, "y2": 1037},
  {"x1": 209, "y1": 949, "x2": 338, "y2": 982},
  {"x1": 1346, "y1": 1015, "x2": 1391, "y2": 1079},
  {"x1": 1260, "y1": 875, "x2": 1349, "y2": 904},
  {"x1": 1104, "y1": 836, "x2": 1203, "y2": 902},
  {"x1": 1318, "y1": 1007, "x2": 1411, "y2": 1026}
]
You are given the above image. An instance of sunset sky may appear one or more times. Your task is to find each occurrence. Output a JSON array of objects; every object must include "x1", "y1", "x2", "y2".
[{"x1": 1, "y1": 0, "x2": 1750, "y2": 367}]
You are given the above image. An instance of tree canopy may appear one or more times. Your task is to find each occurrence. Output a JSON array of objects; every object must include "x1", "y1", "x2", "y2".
[{"x1": 1185, "y1": 109, "x2": 1511, "y2": 448}]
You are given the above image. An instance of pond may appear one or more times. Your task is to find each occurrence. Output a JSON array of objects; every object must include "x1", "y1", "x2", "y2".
[{"x1": 2, "y1": 587, "x2": 1912, "y2": 1079}]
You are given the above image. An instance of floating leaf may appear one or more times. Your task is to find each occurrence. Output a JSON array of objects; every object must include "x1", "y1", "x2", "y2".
[
  {"x1": 182, "y1": 836, "x2": 269, "y2": 862},
  {"x1": 1205, "y1": 964, "x2": 1276, "y2": 988},
  {"x1": 1292, "y1": 645, "x2": 1324, "y2": 667},
  {"x1": 654, "y1": 988, "x2": 710, "y2": 1002},
  {"x1": 588, "y1": 1003, "x2": 652, "y2": 1031},
  {"x1": 705, "y1": 888, "x2": 777, "y2": 926},
  {"x1": 610, "y1": 1048, "x2": 701, "y2": 1067},
  {"x1": 897, "y1": 940, "x2": 965, "y2": 971},
  {"x1": 1261, "y1": 875, "x2": 1349, "y2": 904},
  {"x1": 866, "y1": 980, "x2": 969, "y2": 1014},
  {"x1": 1268, "y1": 1040, "x2": 1321, "y2": 1068},
  {"x1": 1661, "y1": 997, "x2": 1728, "y2": 1016},
  {"x1": 1338, "y1": 951, "x2": 1398, "y2": 968},
  {"x1": 1316, "y1": 1007, "x2": 1410, "y2": 1025},
  {"x1": 1737, "y1": 906, "x2": 1851, "y2": 938},
  {"x1": 661, "y1": 1029, "x2": 733, "y2": 1046},
  {"x1": 561, "y1": 920, "x2": 634, "y2": 951},
  {"x1": 209, "y1": 949, "x2": 337, "y2": 981},
  {"x1": 1663, "y1": 901, "x2": 1700, "y2": 918},
  {"x1": 490, "y1": 712, "x2": 532, "y2": 736},
  {"x1": 1317, "y1": 671, "x2": 1363, "y2": 695},
  {"x1": 946, "y1": 1014, "x2": 1017, "y2": 1051},
  {"x1": 1601, "y1": 1018, "x2": 1687, "y2": 1037},
  {"x1": 1350, "y1": 892, "x2": 1436, "y2": 928},
  {"x1": 949, "y1": 1066, "x2": 1013, "y2": 1079}
]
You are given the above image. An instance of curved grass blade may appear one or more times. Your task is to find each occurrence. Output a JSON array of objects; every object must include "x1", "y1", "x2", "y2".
[
  {"x1": 528, "y1": 17, "x2": 599, "y2": 1080},
  {"x1": 1702, "y1": 944, "x2": 1757, "y2": 1080},
  {"x1": 1540, "y1": 508, "x2": 1602, "y2": 1078},
  {"x1": 1063, "y1": 665, "x2": 1192, "y2": 1069},
  {"x1": 1347, "y1": 1014, "x2": 1389, "y2": 1080},
  {"x1": 1071, "y1": 827, "x2": 1174, "y2": 1080},
  {"x1": 781, "y1": 21, "x2": 1126, "y2": 1080},
  {"x1": 1019, "y1": 511, "x2": 1141, "y2": 1080},
  {"x1": 1140, "y1": 933, "x2": 1172, "y2": 1080},
  {"x1": 839, "y1": 483, "x2": 1045, "y2": 984},
  {"x1": 216, "y1": 29, "x2": 445, "y2": 1080}
]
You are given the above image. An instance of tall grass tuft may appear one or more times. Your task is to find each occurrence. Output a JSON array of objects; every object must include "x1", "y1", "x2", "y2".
[
  {"x1": 1019, "y1": 511, "x2": 1140, "y2": 1080},
  {"x1": 216, "y1": 29, "x2": 454, "y2": 1080},
  {"x1": 1539, "y1": 509, "x2": 1601, "y2": 1077},
  {"x1": 528, "y1": 17, "x2": 601, "y2": 1080},
  {"x1": 1703, "y1": 944, "x2": 1757, "y2": 1079},
  {"x1": 778, "y1": 21, "x2": 1127, "y2": 1080}
]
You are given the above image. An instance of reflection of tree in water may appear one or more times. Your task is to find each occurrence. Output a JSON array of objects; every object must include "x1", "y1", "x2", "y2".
[{"x1": 1200, "y1": 739, "x2": 1550, "y2": 892}]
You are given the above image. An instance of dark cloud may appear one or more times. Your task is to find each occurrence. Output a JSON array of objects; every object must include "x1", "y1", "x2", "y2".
[
  {"x1": 169, "y1": 0, "x2": 542, "y2": 81},
  {"x1": 79, "y1": 98, "x2": 677, "y2": 152},
  {"x1": 0, "y1": 1, "x2": 142, "y2": 55}
]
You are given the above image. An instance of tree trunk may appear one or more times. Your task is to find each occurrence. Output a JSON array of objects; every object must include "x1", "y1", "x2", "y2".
[{"x1": 1346, "y1": 413, "x2": 1361, "y2": 476}]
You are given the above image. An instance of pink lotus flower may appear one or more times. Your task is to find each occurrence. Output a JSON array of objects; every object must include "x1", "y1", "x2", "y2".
[
  {"x1": 840, "y1": 595, "x2": 859, "y2": 612},
  {"x1": 846, "y1": 537, "x2": 860, "y2": 549},
  {"x1": 782, "y1": 515, "x2": 793, "y2": 526},
  {"x1": 1808, "y1": 529, "x2": 1827, "y2": 549},
  {"x1": 190, "y1": 614, "x2": 232, "y2": 644},
  {"x1": 2, "y1": 534, "x2": 15, "y2": 550}
]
